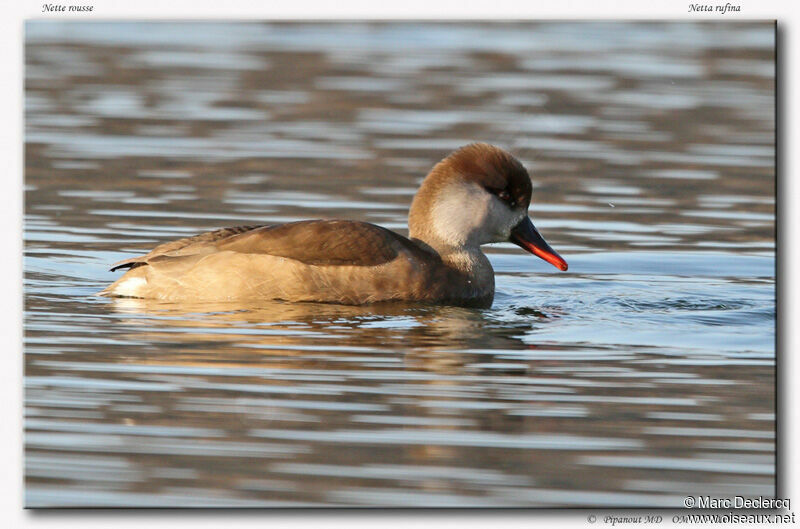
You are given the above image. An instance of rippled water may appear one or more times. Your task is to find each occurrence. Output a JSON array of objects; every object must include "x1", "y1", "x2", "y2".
[{"x1": 24, "y1": 21, "x2": 775, "y2": 507}]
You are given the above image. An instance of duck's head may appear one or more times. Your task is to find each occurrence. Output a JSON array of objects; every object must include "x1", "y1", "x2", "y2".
[{"x1": 409, "y1": 143, "x2": 568, "y2": 271}]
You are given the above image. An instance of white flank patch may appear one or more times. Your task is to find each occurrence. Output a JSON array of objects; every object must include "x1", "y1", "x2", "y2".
[{"x1": 113, "y1": 277, "x2": 146, "y2": 297}]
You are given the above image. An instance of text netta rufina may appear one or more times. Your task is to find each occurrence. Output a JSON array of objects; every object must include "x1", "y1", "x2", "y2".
[{"x1": 99, "y1": 143, "x2": 568, "y2": 307}]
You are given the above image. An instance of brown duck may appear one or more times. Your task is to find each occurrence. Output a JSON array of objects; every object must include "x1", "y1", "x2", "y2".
[{"x1": 99, "y1": 143, "x2": 568, "y2": 307}]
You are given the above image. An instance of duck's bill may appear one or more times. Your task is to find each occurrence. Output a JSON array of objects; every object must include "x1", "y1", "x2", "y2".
[{"x1": 509, "y1": 217, "x2": 568, "y2": 271}]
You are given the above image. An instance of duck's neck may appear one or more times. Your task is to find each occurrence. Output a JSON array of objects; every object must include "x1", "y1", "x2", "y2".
[
  {"x1": 443, "y1": 245, "x2": 494, "y2": 282},
  {"x1": 408, "y1": 187, "x2": 495, "y2": 298},
  {"x1": 412, "y1": 236, "x2": 495, "y2": 299}
]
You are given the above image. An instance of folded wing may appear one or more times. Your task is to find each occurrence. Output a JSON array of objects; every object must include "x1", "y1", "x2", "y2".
[{"x1": 109, "y1": 220, "x2": 424, "y2": 271}]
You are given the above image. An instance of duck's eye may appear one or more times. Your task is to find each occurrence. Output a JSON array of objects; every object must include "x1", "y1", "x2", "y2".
[
  {"x1": 485, "y1": 186, "x2": 516, "y2": 207},
  {"x1": 497, "y1": 190, "x2": 516, "y2": 207}
]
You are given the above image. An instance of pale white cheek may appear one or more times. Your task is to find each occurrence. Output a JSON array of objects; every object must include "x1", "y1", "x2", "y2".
[
  {"x1": 431, "y1": 182, "x2": 526, "y2": 246},
  {"x1": 431, "y1": 183, "x2": 491, "y2": 246}
]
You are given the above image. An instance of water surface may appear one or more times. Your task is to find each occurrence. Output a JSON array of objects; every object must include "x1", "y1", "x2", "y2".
[{"x1": 24, "y1": 21, "x2": 775, "y2": 507}]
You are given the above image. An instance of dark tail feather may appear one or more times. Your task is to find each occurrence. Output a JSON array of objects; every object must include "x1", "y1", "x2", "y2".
[{"x1": 109, "y1": 261, "x2": 146, "y2": 272}]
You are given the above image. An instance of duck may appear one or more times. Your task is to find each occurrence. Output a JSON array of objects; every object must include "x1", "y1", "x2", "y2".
[{"x1": 99, "y1": 143, "x2": 568, "y2": 308}]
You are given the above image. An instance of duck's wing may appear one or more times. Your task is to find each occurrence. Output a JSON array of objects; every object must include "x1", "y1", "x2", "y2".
[
  {"x1": 109, "y1": 220, "x2": 428, "y2": 272},
  {"x1": 216, "y1": 220, "x2": 424, "y2": 266},
  {"x1": 109, "y1": 224, "x2": 263, "y2": 271}
]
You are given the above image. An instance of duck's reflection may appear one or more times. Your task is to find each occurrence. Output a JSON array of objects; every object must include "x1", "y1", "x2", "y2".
[
  {"x1": 100, "y1": 297, "x2": 575, "y2": 495},
  {"x1": 106, "y1": 297, "x2": 537, "y2": 371}
]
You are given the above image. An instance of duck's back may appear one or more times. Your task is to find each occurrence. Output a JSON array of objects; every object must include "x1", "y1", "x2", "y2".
[{"x1": 100, "y1": 220, "x2": 487, "y2": 305}]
